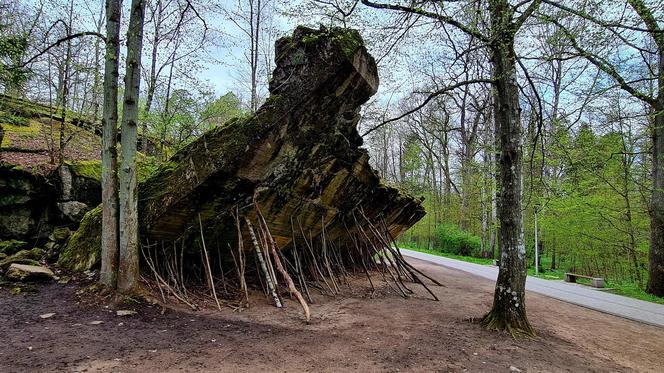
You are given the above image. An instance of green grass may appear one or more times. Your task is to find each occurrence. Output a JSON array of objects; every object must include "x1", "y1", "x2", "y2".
[
  {"x1": 606, "y1": 281, "x2": 664, "y2": 305},
  {"x1": 401, "y1": 242, "x2": 664, "y2": 305},
  {"x1": 400, "y1": 243, "x2": 494, "y2": 265},
  {"x1": 527, "y1": 267, "x2": 566, "y2": 280}
]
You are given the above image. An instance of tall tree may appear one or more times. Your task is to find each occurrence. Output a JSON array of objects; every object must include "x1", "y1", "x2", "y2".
[
  {"x1": 225, "y1": 0, "x2": 275, "y2": 111},
  {"x1": 99, "y1": 0, "x2": 122, "y2": 289},
  {"x1": 118, "y1": 0, "x2": 147, "y2": 293},
  {"x1": 359, "y1": 0, "x2": 542, "y2": 335},
  {"x1": 543, "y1": 0, "x2": 664, "y2": 296}
]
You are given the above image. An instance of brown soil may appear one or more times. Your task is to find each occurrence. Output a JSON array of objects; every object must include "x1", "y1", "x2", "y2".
[{"x1": 1, "y1": 258, "x2": 662, "y2": 372}]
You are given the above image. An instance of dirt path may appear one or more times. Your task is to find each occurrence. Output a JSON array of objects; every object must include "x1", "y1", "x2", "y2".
[
  {"x1": 402, "y1": 249, "x2": 664, "y2": 327},
  {"x1": 1, "y1": 259, "x2": 663, "y2": 372}
]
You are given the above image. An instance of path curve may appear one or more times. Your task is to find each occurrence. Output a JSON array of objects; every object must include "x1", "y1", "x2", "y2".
[{"x1": 402, "y1": 248, "x2": 664, "y2": 328}]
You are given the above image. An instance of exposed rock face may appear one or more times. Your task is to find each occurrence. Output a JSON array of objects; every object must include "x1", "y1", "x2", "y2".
[
  {"x1": 60, "y1": 26, "x2": 425, "y2": 271},
  {"x1": 57, "y1": 201, "x2": 90, "y2": 222},
  {"x1": 0, "y1": 163, "x2": 55, "y2": 240},
  {"x1": 0, "y1": 159, "x2": 101, "y2": 246},
  {"x1": 57, "y1": 161, "x2": 102, "y2": 209}
]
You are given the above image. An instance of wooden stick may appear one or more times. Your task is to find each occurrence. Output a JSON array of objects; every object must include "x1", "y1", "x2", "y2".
[
  {"x1": 298, "y1": 218, "x2": 333, "y2": 294},
  {"x1": 256, "y1": 205, "x2": 311, "y2": 322},
  {"x1": 233, "y1": 208, "x2": 249, "y2": 304},
  {"x1": 245, "y1": 217, "x2": 282, "y2": 308},
  {"x1": 142, "y1": 243, "x2": 196, "y2": 310},
  {"x1": 199, "y1": 213, "x2": 222, "y2": 311},
  {"x1": 291, "y1": 217, "x2": 313, "y2": 303}
]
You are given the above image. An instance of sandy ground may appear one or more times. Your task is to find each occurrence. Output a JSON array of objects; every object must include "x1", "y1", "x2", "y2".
[{"x1": 1, "y1": 258, "x2": 663, "y2": 373}]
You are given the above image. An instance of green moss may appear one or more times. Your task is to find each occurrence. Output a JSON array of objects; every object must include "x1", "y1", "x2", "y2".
[
  {"x1": 331, "y1": 28, "x2": 363, "y2": 58},
  {"x1": 0, "y1": 119, "x2": 41, "y2": 148},
  {"x1": 67, "y1": 160, "x2": 102, "y2": 181},
  {"x1": 278, "y1": 35, "x2": 293, "y2": 45},
  {"x1": 0, "y1": 239, "x2": 28, "y2": 255},
  {"x1": 294, "y1": 27, "x2": 363, "y2": 59},
  {"x1": 0, "y1": 247, "x2": 44, "y2": 269},
  {"x1": 58, "y1": 205, "x2": 102, "y2": 272},
  {"x1": 50, "y1": 227, "x2": 71, "y2": 242},
  {"x1": 134, "y1": 153, "x2": 164, "y2": 182},
  {"x1": 67, "y1": 156, "x2": 162, "y2": 184},
  {"x1": 302, "y1": 34, "x2": 320, "y2": 44}
]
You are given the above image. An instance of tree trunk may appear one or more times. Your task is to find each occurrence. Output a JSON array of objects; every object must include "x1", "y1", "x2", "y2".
[
  {"x1": 99, "y1": 0, "x2": 122, "y2": 289},
  {"x1": 117, "y1": 0, "x2": 147, "y2": 294},
  {"x1": 482, "y1": 2, "x2": 534, "y2": 336},
  {"x1": 91, "y1": 3, "x2": 105, "y2": 122},
  {"x1": 142, "y1": 0, "x2": 163, "y2": 152},
  {"x1": 647, "y1": 97, "x2": 664, "y2": 296}
]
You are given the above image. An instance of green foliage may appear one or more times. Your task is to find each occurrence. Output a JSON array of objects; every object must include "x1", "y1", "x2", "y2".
[
  {"x1": 401, "y1": 244, "x2": 493, "y2": 265},
  {"x1": 202, "y1": 92, "x2": 243, "y2": 127},
  {"x1": 144, "y1": 89, "x2": 245, "y2": 154},
  {"x1": 607, "y1": 281, "x2": 664, "y2": 305},
  {"x1": 398, "y1": 105, "x2": 653, "y2": 294},
  {"x1": 432, "y1": 223, "x2": 482, "y2": 256},
  {"x1": 0, "y1": 33, "x2": 30, "y2": 94}
]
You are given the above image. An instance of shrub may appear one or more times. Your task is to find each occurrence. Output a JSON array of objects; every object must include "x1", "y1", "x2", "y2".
[{"x1": 433, "y1": 224, "x2": 482, "y2": 256}]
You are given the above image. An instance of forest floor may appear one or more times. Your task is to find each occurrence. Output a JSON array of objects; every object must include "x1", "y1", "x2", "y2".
[{"x1": 1, "y1": 259, "x2": 663, "y2": 373}]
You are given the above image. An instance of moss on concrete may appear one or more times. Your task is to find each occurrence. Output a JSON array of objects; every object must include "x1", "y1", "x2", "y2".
[
  {"x1": 58, "y1": 205, "x2": 102, "y2": 272},
  {"x1": 0, "y1": 239, "x2": 28, "y2": 255},
  {"x1": 0, "y1": 247, "x2": 43, "y2": 269},
  {"x1": 67, "y1": 160, "x2": 102, "y2": 182}
]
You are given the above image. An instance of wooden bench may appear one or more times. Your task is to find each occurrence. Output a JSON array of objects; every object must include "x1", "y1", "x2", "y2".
[{"x1": 565, "y1": 273, "x2": 605, "y2": 288}]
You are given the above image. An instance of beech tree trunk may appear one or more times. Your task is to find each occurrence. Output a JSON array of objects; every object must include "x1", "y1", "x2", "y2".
[
  {"x1": 647, "y1": 96, "x2": 664, "y2": 296},
  {"x1": 99, "y1": 0, "x2": 122, "y2": 289},
  {"x1": 482, "y1": 0, "x2": 534, "y2": 336},
  {"x1": 118, "y1": 0, "x2": 147, "y2": 294}
]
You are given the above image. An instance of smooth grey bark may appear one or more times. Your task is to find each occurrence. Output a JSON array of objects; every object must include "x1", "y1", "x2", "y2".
[
  {"x1": 118, "y1": 0, "x2": 147, "y2": 294},
  {"x1": 99, "y1": 0, "x2": 122, "y2": 289}
]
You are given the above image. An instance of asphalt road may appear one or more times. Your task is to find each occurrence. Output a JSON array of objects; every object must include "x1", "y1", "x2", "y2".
[{"x1": 401, "y1": 248, "x2": 664, "y2": 328}]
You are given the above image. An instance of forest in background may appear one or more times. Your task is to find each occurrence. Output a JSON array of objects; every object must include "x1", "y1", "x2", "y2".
[{"x1": 0, "y1": 0, "x2": 662, "y2": 302}]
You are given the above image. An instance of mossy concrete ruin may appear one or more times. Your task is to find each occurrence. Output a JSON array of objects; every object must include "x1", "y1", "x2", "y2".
[{"x1": 60, "y1": 26, "x2": 425, "y2": 272}]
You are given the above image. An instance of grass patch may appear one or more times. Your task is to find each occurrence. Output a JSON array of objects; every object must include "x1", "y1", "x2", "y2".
[
  {"x1": 606, "y1": 281, "x2": 664, "y2": 305},
  {"x1": 527, "y1": 267, "x2": 566, "y2": 280},
  {"x1": 400, "y1": 243, "x2": 494, "y2": 265},
  {"x1": 402, "y1": 243, "x2": 664, "y2": 305}
]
